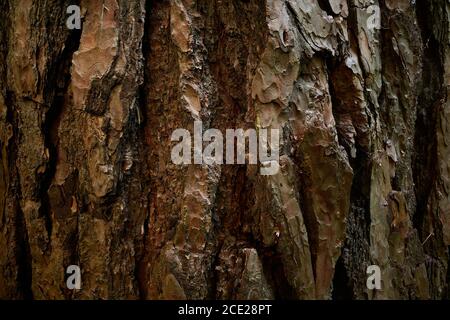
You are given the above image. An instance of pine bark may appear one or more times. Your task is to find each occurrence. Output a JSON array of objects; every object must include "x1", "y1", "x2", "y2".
[{"x1": 0, "y1": 0, "x2": 449, "y2": 300}]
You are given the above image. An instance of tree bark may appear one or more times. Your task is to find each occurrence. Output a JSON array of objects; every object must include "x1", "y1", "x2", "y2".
[{"x1": 0, "y1": 0, "x2": 449, "y2": 300}]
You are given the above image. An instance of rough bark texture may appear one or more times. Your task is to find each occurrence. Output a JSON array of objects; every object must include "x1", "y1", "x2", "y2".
[{"x1": 0, "y1": 0, "x2": 449, "y2": 300}]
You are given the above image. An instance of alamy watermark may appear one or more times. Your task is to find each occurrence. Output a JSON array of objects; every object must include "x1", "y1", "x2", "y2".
[
  {"x1": 170, "y1": 121, "x2": 280, "y2": 176},
  {"x1": 367, "y1": 5, "x2": 381, "y2": 30},
  {"x1": 66, "y1": 5, "x2": 81, "y2": 30},
  {"x1": 66, "y1": 4, "x2": 380, "y2": 31},
  {"x1": 66, "y1": 265, "x2": 81, "y2": 290},
  {"x1": 366, "y1": 265, "x2": 382, "y2": 290}
]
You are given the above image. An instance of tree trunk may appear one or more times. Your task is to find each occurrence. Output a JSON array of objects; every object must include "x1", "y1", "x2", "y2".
[{"x1": 0, "y1": 0, "x2": 449, "y2": 300}]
